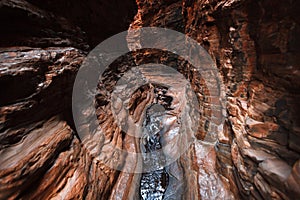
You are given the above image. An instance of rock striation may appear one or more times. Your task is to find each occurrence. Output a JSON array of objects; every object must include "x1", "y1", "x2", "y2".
[{"x1": 0, "y1": 0, "x2": 299, "y2": 199}]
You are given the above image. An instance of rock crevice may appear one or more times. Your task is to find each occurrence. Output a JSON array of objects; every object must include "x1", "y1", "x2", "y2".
[{"x1": 0, "y1": 0, "x2": 299, "y2": 199}]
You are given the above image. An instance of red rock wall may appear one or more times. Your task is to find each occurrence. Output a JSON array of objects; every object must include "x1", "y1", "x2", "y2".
[
  {"x1": 0, "y1": 0, "x2": 299, "y2": 199},
  {"x1": 0, "y1": 0, "x2": 137, "y2": 199},
  {"x1": 130, "y1": 0, "x2": 300, "y2": 199}
]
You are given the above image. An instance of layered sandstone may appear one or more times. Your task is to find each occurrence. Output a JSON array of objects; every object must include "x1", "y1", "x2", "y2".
[{"x1": 0, "y1": 0, "x2": 299, "y2": 199}]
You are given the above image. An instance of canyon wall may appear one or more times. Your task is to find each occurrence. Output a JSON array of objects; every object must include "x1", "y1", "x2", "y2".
[
  {"x1": 0, "y1": 0, "x2": 300, "y2": 199},
  {"x1": 131, "y1": 0, "x2": 300, "y2": 198}
]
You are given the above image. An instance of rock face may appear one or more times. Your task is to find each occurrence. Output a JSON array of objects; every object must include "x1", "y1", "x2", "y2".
[{"x1": 0, "y1": 0, "x2": 300, "y2": 200}]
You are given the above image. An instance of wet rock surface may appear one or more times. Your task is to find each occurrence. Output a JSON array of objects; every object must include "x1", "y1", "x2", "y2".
[
  {"x1": 140, "y1": 103, "x2": 169, "y2": 200},
  {"x1": 0, "y1": 0, "x2": 300, "y2": 199}
]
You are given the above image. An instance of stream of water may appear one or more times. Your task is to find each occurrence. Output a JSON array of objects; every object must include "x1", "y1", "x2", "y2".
[{"x1": 139, "y1": 88, "x2": 170, "y2": 200}]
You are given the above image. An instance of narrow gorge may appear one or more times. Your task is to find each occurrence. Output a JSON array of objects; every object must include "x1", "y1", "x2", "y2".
[{"x1": 0, "y1": 0, "x2": 299, "y2": 199}]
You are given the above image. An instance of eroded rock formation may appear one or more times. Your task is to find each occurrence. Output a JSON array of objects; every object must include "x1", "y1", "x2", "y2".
[{"x1": 0, "y1": 0, "x2": 299, "y2": 199}]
